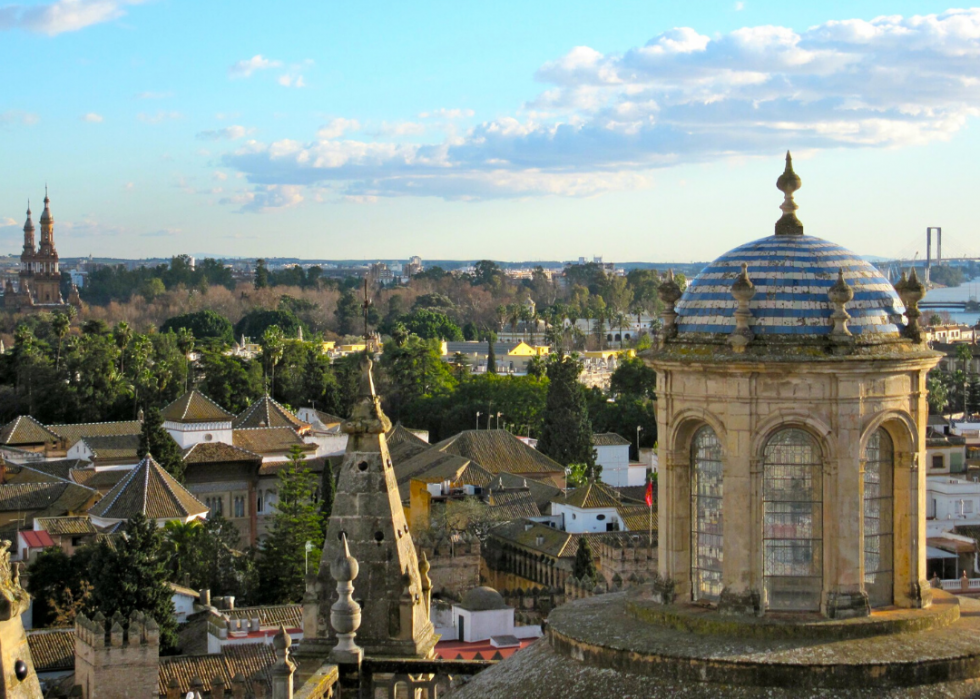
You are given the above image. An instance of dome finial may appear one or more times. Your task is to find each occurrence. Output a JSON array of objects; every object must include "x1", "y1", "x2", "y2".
[{"x1": 775, "y1": 151, "x2": 803, "y2": 236}]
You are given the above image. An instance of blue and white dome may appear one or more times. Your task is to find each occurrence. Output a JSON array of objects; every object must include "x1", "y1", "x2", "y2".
[{"x1": 675, "y1": 234, "x2": 904, "y2": 337}]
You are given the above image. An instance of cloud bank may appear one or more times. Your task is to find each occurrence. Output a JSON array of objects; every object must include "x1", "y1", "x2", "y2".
[
  {"x1": 222, "y1": 8, "x2": 980, "y2": 207},
  {"x1": 0, "y1": 0, "x2": 143, "y2": 35}
]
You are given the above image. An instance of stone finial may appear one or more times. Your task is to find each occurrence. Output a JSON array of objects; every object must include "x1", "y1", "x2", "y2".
[
  {"x1": 329, "y1": 532, "x2": 363, "y2": 664},
  {"x1": 657, "y1": 270, "x2": 683, "y2": 341},
  {"x1": 828, "y1": 268, "x2": 854, "y2": 337},
  {"x1": 897, "y1": 267, "x2": 926, "y2": 342},
  {"x1": 271, "y1": 625, "x2": 296, "y2": 699},
  {"x1": 419, "y1": 551, "x2": 432, "y2": 620},
  {"x1": 728, "y1": 263, "x2": 755, "y2": 353},
  {"x1": 231, "y1": 673, "x2": 247, "y2": 699},
  {"x1": 775, "y1": 151, "x2": 804, "y2": 236},
  {"x1": 342, "y1": 356, "x2": 392, "y2": 436},
  {"x1": 166, "y1": 677, "x2": 181, "y2": 699},
  {"x1": 212, "y1": 676, "x2": 227, "y2": 699}
]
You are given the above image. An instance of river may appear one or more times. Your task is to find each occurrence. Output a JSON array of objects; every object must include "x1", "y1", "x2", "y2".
[{"x1": 921, "y1": 277, "x2": 980, "y2": 326}]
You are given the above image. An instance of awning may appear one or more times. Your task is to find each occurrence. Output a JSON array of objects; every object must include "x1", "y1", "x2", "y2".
[{"x1": 927, "y1": 545, "x2": 958, "y2": 560}]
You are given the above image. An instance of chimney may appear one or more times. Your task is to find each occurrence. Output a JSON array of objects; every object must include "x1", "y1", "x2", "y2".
[
  {"x1": 200, "y1": 588, "x2": 211, "y2": 607},
  {"x1": 231, "y1": 673, "x2": 246, "y2": 699}
]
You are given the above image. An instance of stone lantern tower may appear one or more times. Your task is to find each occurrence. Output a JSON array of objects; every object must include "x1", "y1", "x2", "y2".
[{"x1": 649, "y1": 153, "x2": 940, "y2": 618}]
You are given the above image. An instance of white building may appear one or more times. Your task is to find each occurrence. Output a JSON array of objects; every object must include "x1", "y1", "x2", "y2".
[
  {"x1": 161, "y1": 390, "x2": 235, "y2": 449},
  {"x1": 450, "y1": 587, "x2": 541, "y2": 644},
  {"x1": 551, "y1": 480, "x2": 625, "y2": 533},
  {"x1": 594, "y1": 433, "x2": 645, "y2": 487},
  {"x1": 927, "y1": 475, "x2": 980, "y2": 521}
]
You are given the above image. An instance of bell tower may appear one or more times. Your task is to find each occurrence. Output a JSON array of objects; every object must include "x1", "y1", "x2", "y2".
[
  {"x1": 18, "y1": 203, "x2": 35, "y2": 297},
  {"x1": 32, "y1": 189, "x2": 62, "y2": 305}
]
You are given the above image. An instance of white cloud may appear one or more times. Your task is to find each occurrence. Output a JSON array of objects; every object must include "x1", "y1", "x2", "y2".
[
  {"x1": 277, "y1": 74, "x2": 306, "y2": 88},
  {"x1": 0, "y1": 0, "x2": 144, "y2": 36},
  {"x1": 375, "y1": 121, "x2": 426, "y2": 137},
  {"x1": 734, "y1": 1, "x2": 744, "y2": 10},
  {"x1": 229, "y1": 55, "x2": 282, "y2": 78},
  {"x1": 419, "y1": 108, "x2": 476, "y2": 119},
  {"x1": 213, "y1": 171, "x2": 228, "y2": 181},
  {"x1": 136, "y1": 90, "x2": 172, "y2": 99},
  {"x1": 0, "y1": 110, "x2": 39, "y2": 126},
  {"x1": 141, "y1": 227, "x2": 181, "y2": 237},
  {"x1": 196, "y1": 125, "x2": 253, "y2": 141},
  {"x1": 0, "y1": 217, "x2": 17, "y2": 227},
  {"x1": 220, "y1": 185, "x2": 304, "y2": 213},
  {"x1": 138, "y1": 111, "x2": 181, "y2": 124},
  {"x1": 124, "y1": 182, "x2": 134, "y2": 190},
  {"x1": 317, "y1": 118, "x2": 360, "y2": 139},
  {"x1": 81, "y1": 112, "x2": 103, "y2": 122},
  {"x1": 221, "y1": 8, "x2": 980, "y2": 201}
]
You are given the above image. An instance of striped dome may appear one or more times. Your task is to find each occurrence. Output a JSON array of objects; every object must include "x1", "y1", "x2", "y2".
[{"x1": 675, "y1": 235, "x2": 905, "y2": 337}]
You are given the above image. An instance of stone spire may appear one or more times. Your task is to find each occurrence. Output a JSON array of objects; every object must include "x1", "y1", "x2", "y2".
[
  {"x1": 21, "y1": 202, "x2": 35, "y2": 261},
  {"x1": 314, "y1": 355, "x2": 435, "y2": 657},
  {"x1": 38, "y1": 187, "x2": 57, "y2": 257},
  {"x1": 775, "y1": 151, "x2": 804, "y2": 236}
]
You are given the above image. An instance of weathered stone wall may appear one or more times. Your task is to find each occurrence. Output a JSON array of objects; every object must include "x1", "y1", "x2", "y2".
[
  {"x1": 418, "y1": 539, "x2": 480, "y2": 598},
  {"x1": 74, "y1": 611, "x2": 159, "y2": 699}
]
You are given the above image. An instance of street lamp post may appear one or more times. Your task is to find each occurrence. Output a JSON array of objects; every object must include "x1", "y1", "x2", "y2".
[
  {"x1": 476, "y1": 412, "x2": 482, "y2": 430},
  {"x1": 305, "y1": 540, "x2": 313, "y2": 577},
  {"x1": 636, "y1": 426, "x2": 643, "y2": 461}
]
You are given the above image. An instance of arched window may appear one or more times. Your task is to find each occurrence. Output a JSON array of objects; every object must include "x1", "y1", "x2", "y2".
[
  {"x1": 864, "y1": 428, "x2": 894, "y2": 607},
  {"x1": 691, "y1": 425, "x2": 723, "y2": 601},
  {"x1": 763, "y1": 428, "x2": 823, "y2": 611}
]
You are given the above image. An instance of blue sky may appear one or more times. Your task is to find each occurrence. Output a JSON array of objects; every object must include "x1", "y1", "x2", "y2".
[{"x1": 1, "y1": 0, "x2": 978, "y2": 262}]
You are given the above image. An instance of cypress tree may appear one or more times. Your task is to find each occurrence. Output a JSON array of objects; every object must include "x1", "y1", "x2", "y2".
[
  {"x1": 88, "y1": 513, "x2": 180, "y2": 653},
  {"x1": 486, "y1": 331, "x2": 497, "y2": 374},
  {"x1": 137, "y1": 407, "x2": 185, "y2": 482},
  {"x1": 573, "y1": 537, "x2": 598, "y2": 581},
  {"x1": 538, "y1": 354, "x2": 596, "y2": 475},
  {"x1": 319, "y1": 457, "x2": 336, "y2": 536}
]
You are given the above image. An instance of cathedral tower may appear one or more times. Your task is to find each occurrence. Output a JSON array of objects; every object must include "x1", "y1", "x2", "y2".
[{"x1": 31, "y1": 189, "x2": 62, "y2": 305}]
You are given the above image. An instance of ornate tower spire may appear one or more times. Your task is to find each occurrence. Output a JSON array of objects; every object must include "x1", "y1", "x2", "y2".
[
  {"x1": 21, "y1": 202, "x2": 35, "y2": 259},
  {"x1": 38, "y1": 187, "x2": 56, "y2": 255},
  {"x1": 775, "y1": 151, "x2": 804, "y2": 236},
  {"x1": 311, "y1": 356, "x2": 436, "y2": 658}
]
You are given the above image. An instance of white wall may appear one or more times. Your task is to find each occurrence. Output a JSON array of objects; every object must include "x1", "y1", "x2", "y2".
[
  {"x1": 453, "y1": 607, "x2": 514, "y2": 642},
  {"x1": 165, "y1": 421, "x2": 234, "y2": 449},
  {"x1": 927, "y1": 477, "x2": 980, "y2": 520},
  {"x1": 172, "y1": 592, "x2": 197, "y2": 623},
  {"x1": 307, "y1": 433, "x2": 348, "y2": 457},
  {"x1": 553, "y1": 504, "x2": 621, "y2": 533},
  {"x1": 67, "y1": 441, "x2": 94, "y2": 463}
]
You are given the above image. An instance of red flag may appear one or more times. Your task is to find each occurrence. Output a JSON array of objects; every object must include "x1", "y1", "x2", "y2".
[{"x1": 645, "y1": 480, "x2": 653, "y2": 507}]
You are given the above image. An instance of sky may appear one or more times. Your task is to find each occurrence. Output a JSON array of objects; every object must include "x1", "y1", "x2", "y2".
[{"x1": 2, "y1": 0, "x2": 980, "y2": 263}]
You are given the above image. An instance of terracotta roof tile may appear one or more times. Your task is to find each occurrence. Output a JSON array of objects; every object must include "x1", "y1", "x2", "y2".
[
  {"x1": 552, "y1": 481, "x2": 622, "y2": 509},
  {"x1": 183, "y1": 441, "x2": 261, "y2": 465},
  {"x1": 76, "y1": 434, "x2": 141, "y2": 461},
  {"x1": 89, "y1": 455, "x2": 207, "y2": 521},
  {"x1": 35, "y1": 515, "x2": 98, "y2": 536},
  {"x1": 225, "y1": 604, "x2": 302, "y2": 628},
  {"x1": 234, "y1": 396, "x2": 309, "y2": 431},
  {"x1": 158, "y1": 644, "x2": 275, "y2": 697},
  {"x1": 593, "y1": 432, "x2": 631, "y2": 447},
  {"x1": 232, "y1": 428, "x2": 312, "y2": 455},
  {"x1": 27, "y1": 628, "x2": 74, "y2": 673},
  {"x1": 20, "y1": 529, "x2": 55, "y2": 548},
  {"x1": 0, "y1": 481, "x2": 97, "y2": 515},
  {"x1": 162, "y1": 390, "x2": 234, "y2": 424},
  {"x1": 69, "y1": 468, "x2": 128, "y2": 491},
  {"x1": 386, "y1": 424, "x2": 431, "y2": 465},
  {"x1": 0, "y1": 416, "x2": 60, "y2": 446},
  {"x1": 257, "y1": 455, "x2": 327, "y2": 477},
  {"x1": 617, "y1": 503, "x2": 655, "y2": 532},
  {"x1": 487, "y1": 490, "x2": 541, "y2": 519},
  {"x1": 417, "y1": 430, "x2": 564, "y2": 479},
  {"x1": 23, "y1": 459, "x2": 87, "y2": 481},
  {"x1": 48, "y1": 420, "x2": 142, "y2": 444}
]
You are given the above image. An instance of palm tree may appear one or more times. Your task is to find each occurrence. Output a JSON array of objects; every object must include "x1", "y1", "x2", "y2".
[
  {"x1": 114, "y1": 321, "x2": 132, "y2": 374},
  {"x1": 176, "y1": 328, "x2": 195, "y2": 391},
  {"x1": 957, "y1": 343, "x2": 974, "y2": 415},
  {"x1": 261, "y1": 325, "x2": 286, "y2": 396},
  {"x1": 53, "y1": 312, "x2": 71, "y2": 371},
  {"x1": 163, "y1": 519, "x2": 203, "y2": 581},
  {"x1": 615, "y1": 312, "x2": 630, "y2": 348},
  {"x1": 506, "y1": 304, "x2": 521, "y2": 339}
]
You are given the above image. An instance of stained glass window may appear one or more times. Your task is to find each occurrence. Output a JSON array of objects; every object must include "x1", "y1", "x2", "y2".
[
  {"x1": 763, "y1": 428, "x2": 823, "y2": 611},
  {"x1": 691, "y1": 426, "x2": 724, "y2": 602},
  {"x1": 864, "y1": 428, "x2": 894, "y2": 607}
]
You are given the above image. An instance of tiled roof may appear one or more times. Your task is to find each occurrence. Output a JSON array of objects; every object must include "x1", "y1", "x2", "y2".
[
  {"x1": 257, "y1": 455, "x2": 327, "y2": 477},
  {"x1": 491, "y1": 519, "x2": 655, "y2": 559},
  {"x1": 552, "y1": 480, "x2": 621, "y2": 509},
  {"x1": 386, "y1": 424, "x2": 431, "y2": 465},
  {"x1": 312, "y1": 409, "x2": 344, "y2": 426},
  {"x1": 20, "y1": 529, "x2": 55, "y2": 548},
  {"x1": 162, "y1": 390, "x2": 234, "y2": 424},
  {"x1": 0, "y1": 415, "x2": 60, "y2": 446},
  {"x1": 35, "y1": 515, "x2": 97, "y2": 536},
  {"x1": 158, "y1": 644, "x2": 275, "y2": 697},
  {"x1": 226, "y1": 604, "x2": 302, "y2": 628},
  {"x1": 0, "y1": 481, "x2": 97, "y2": 515},
  {"x1": 233, "y1": 427, "x2": 313, "y2": 455},
  {"x1": 3, "y1": 464, "x2": 69, "y2": 485},
  {"x1": 48, "y1": 420, "x2": 142, "y2": 444},
  {"x1": 487, "y1": 489, "x2": 541, "y2": 519},
  {"x1": 183, "y1": 441, "x2": 261, "y2": 465},
  {"x1": 489, "y1": 472, "x2": 562, "y2": 512},
  {"x1": 593, "y1": 432, "x2": 631, "y2": 447},
  {"x1": 617, "y1": 504, "x2": 655, "y2": 532},
  {"x1": 24, "y1": 458, "x2": 87, "y2": 481},
  {"x1": 27, "y1": 628, "x2": 74, "y2": 673},
  {"x1": 69, "y1": 468, "x2": 128, "y2": 491},
  {"x1": 76, "y1": 434, "x2": 141, "y2": 461},
  {"x1": 88, "y1": 455, "x2": 207, "y2": 521},
  {"x1": 234, "y1": 396, "x2": 309, "y2": 431},
  {"x1": 611, "y1": 485, "x2": 651, "y2": 504},
  {"x1": 168, "y1": 582, "x2": 201, "y2": 598},
  {"x1": 397, "y1": 455, "x2": 494, "y2": 501},
  {"x1": 436, "y1": 430, "x2": 564, "y2": 477}
]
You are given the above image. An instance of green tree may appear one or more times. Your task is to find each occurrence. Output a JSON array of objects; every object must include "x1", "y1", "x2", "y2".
[
  {"x1": 197, "y1": 352, "x2": 263, "y2": 414},
  {"x1": 257, "y1": 446, "x2": 325, "y2": 603},
  {"x1": 538, "y1": 355, "x2": 596, "y2": 474},
  {"x1": 254, "y1": 258, "x2": 270, "y2": 289},
  {"x1": 486, "y1": 333, "x2": 497, "y2": 375},
  {"x1": 26, "y1": 547, "x2": 94, "y2": 628},
  {"x1": 161, "y1": 310, "x2": 235, "y2": 346},
  {"x1": 88, "y1": 513, "x2": 180, "y2": 653},
  {"x1": 379, "y1": 336, "x2": 457, "y2": 423},
  {"x1": 335, "y1": 289, "x2": 361, "y2": 336},
  {"x1": 52, "y1": 311, "x2": 71, "y2": 371},
  {"x1": 610, "y1": 357, "x2": 657, "y2": 400},
  {"x1": 176, "y1": 328, "x2": 195, "y2": 391},
  {"x1": 165, "y1": 514, "x2": 254, "y2": 600},
  {"x1": 137, "y1": 407, "x2": 185, "y2": 481},
  {"x1": 402, "y1": 309, "x2": 463, "y2": 341},
  {"x1": 573, "y1": 537, "x2": 598, "y2": 581},
  {"x1": 235, "y1": 309, "x2": 305, "y2": 341},
  {"x1": 261, "y1": 325, "x2": 286, "y2": 395}
]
